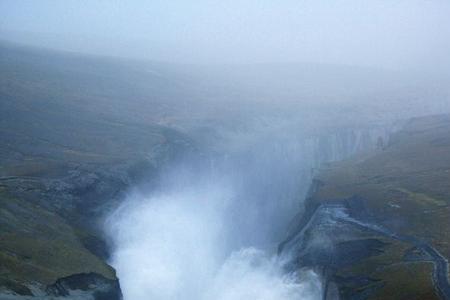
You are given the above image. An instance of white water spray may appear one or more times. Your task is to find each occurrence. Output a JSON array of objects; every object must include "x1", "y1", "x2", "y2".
[
  {"x1": 105, "y1": 126, "x2": 330, "y2": 300},
  {"x1": 106, "y1": 184, "x2": 322, "y2": 300}
]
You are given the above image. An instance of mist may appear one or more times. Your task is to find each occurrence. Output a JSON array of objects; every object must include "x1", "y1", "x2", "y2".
[
  {"x1": 100, "y1": 116, "x2": 391, "y2": 300},
  {"x1": 2, "y1": 1, "x2": 450, "y2": 300},
  {"x1": 104, "y1": 127, "x2": 327, "y2": 300},
  {"x1": 2, "y1": 0, "x2": 450, "y2": 70},
  {"x1": 105, "y1": 183, "x2": 323, "y2": 300}
]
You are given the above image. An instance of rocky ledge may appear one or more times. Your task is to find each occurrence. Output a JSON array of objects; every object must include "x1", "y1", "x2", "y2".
[{"x1": 282, "y1": 114, "x2": 450, "y2": 300}]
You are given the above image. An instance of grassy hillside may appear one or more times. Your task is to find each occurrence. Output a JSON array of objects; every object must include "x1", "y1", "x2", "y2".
[
  {"x1": 309, "y1": 114, "x2": 450, "y2": 299},
  {"x1": 0, "y1": 186, "x2": 116, "y2": 295},
  {"x1": 0, "y1": 42, "x2": 200, "y2": 296},
  {"x1": 1, "y1": 41, "x2": 449, "y2": 297}
]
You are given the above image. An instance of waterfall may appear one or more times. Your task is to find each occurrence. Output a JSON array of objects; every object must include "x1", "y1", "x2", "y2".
[{"x1": 104, "y1": 123, "x2": 393, "y2": 300}]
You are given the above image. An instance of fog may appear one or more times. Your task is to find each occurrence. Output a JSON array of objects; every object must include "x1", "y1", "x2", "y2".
[
  {"x1": 104, "y1": 128, "x2": 327, "y2": 300},
  {"x1": 2, "y1": 1, "x2": 450, "y2": 300},
  {"x1": 101, "y1": 118, "x2": 390, "y2": 300},
  {"x1": 2, "y1": 0, "x2": 450, "y2": 69}
]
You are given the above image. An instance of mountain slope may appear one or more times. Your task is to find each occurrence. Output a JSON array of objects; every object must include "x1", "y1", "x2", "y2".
[
  {"x1": 286, "y1": 114, "x2": 450, "y2": 299},
  {"x1": 1, "y1": 41, "x2": 449, "y2": 299},
  {"x1": 0, "y1": 43, "x2": 199, "y2": 299}
]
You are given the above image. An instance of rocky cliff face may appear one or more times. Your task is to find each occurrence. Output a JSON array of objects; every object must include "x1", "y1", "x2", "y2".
[
  {"x1": 0, "y1": 42, "x2": 205, "y2": 299},
  {"x1": 282, "y1": 114, "x2": 450, "y2": 300},
  {"x1": 0, "y1": 127, "x2": 202, "y2": 299},
  {"x1": 193, "y1": 123, "x2": 396, "y2": 249},
  {"x1": 0, "y1": 164, "x2": 130, "y2": 298}
]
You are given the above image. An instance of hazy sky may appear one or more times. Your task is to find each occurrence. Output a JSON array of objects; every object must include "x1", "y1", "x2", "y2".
[{"x1": 1, "y1": 0, "x2": 450, "y2": 69}]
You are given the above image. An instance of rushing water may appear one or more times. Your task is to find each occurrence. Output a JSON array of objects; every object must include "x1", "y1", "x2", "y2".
[
  {"x1": 105, "y1": 126, "x2": 387, "y2": 300},
  {"x1": 106, "y1": 185, "x2": 322, "y2": 300}
]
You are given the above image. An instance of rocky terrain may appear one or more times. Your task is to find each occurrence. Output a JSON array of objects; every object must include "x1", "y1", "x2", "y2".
[
  {"x1": 1, "y1": 41, "x2": 449, "y2": 299},
  {"x1": 281, "y1": 114, "x2": 450, "y2": 299},
  {"x1": 0, "y1": 42, "x2": 200, "y2": 299}
]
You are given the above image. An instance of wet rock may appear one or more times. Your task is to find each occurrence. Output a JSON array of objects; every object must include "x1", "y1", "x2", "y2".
[{"x1": 46, "y1": 273, "x2": 122, "y2": 300}]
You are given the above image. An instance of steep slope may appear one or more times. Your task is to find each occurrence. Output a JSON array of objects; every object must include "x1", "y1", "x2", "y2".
[
  {"x1": 0, "y1": 43, "x2": 198, "y2": 299},
  {"x1": 283, "y1": 114, "x2": 450, "y2": 299},
  {"x1": 1, "y1": 41, "x2": 449, "y2": 299}
]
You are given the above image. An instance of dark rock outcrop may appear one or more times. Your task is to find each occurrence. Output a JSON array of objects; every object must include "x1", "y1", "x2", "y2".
[
  {"x1": 46, "y1": 273, "x2": 122, "y2": 300},
  {"x1": 283, "y1": 115, "x2": 450, "y2": 300}
]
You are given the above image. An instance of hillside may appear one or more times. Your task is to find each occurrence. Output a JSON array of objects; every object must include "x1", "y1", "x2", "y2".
[
  {"x1": 285, "y1": 114, "x2": 450, "y2": 299},
  {"x1": 1, "y1": 42, "x2": 449, "y2": 299},
  {"x1": 0, "y1": 43, "x2": 200, "y2": 299}
]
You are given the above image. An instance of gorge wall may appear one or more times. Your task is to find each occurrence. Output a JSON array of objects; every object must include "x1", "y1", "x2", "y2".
[
  {"x1": 281, "y1": 115, "x2": 450, "y2": 300},
  {"x1": 104, "y1": 121, "x2": 394, "y2": 300}
]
